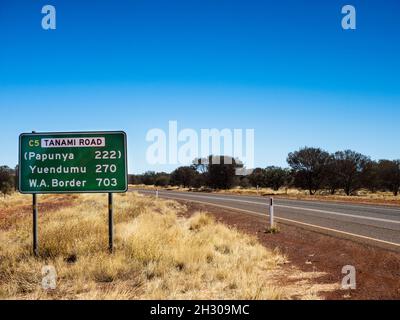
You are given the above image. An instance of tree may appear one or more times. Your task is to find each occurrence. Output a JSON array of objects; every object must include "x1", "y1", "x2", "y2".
[
  {"x1": 191, "y1": 173, "x2": 207, "y2": 188},
  {"x1": 362, "y1": 161, "x2": 380, "y2": 193},
  {"x1": 170, "y1": 166, "x2": 197, "y2": 188},
  {"x1": 264, "y1": 166, "x2": 289, "y2": 191},
  {"x1": 324, "y1": 156, "x2": 341, "y2": 195},
  {"x1": 192, "y1": 157, "x2": 208, "y2": 174},
  {"x1": 287, "y1": 147, "x2": 330, "y2": 195},
  {"x1": 206, "y1": 155, "x2": 241, "y2": 189},
  {"x1": 334, "y1": 150, "x2": 370, "y2": 196},
  {"x1": 14, "y1": 165, "x2": 19, "y2": 191},
  {"x1": 154, "y1": 173, "x2": 170, "y2": 187},
  {"x1": 248, "y1": 168, "x2": 267, "y2": 188},
  {"x1": 378, "y1": 160, "x2": 400, "y2": 196},
  {"x1": 141, "y1": 171, "x2": 157, "y2": 185},
  {"x1": 0, "y1": 166, "x2": 14, "y2": 198},
  {"x1": 239, "y1": 177, "x2": 251, "y2": 188}
]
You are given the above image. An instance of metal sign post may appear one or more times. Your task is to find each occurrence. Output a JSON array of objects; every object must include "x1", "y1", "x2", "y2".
[
  {"x1": 108, "y1": 193, "x2": 114, "y2": 253},
  {"x1": 31, "y1": 131, "x2": 39, "y2": 256},
  {"x1": 33, "y1": 193, "x2": 38, "y2": 256}
]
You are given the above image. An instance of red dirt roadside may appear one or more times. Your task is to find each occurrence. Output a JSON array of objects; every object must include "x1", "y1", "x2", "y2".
[{"x1": 179, "y1": 200, "x2": 400, "y2": 300}]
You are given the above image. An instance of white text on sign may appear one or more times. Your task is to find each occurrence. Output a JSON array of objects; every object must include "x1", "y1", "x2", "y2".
[{"x1": 41, "y1": 138, "x2": 106, "y2": 148}]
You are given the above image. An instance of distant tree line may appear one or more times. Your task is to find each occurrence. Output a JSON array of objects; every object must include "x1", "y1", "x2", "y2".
[
  {"x1": 2, "y1": 147, "x2": 399, "y2": 197},
  {"x1": 129, "y1": 148, "x2": 400, "y2": 196},
  {"x1": 286, "y1": 147, "x2": 400, "y2": 196}
]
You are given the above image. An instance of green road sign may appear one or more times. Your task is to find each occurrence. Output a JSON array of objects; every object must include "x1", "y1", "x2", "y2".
[{"x1": 19, "y1": 131, "x2": 128, "y2": 194}]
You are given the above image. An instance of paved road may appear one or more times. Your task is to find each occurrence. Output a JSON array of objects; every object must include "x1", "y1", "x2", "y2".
[{"x1": 133, "y1": 189, "x2": 400, "y2": 250}]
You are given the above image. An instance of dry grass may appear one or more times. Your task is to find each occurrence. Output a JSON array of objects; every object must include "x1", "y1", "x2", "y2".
[
  {"x1": 215, "y1": 187, "x2": 399, "y2": 200},
  {"x1": 227, "y1": 188, "x2": 400, "y2": 206},
  {"x1": 0, "y1": 191, "x2": 330, "y2": 300},
  {"x1": 216, "y1": 187, "x2": 301, "y2": 196}
]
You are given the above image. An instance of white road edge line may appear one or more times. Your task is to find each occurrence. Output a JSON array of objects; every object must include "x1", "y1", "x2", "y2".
[{"x1": 138, "y1": 191, "x2": 400, "y2": 249}]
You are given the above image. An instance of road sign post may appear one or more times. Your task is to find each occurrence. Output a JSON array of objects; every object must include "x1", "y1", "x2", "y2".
[
  {"x1": 108, "y1": 193, "x2": 114, "y2": 253},
  {"x1": 33, "y1": 193, "x2": 38, "y2": 256},
  {"x1": 19, "y1": 131, "x2": 128, "y2": 255},
  {"x1": 31, "y1": 131, "x2": 39, "y2": 257}
]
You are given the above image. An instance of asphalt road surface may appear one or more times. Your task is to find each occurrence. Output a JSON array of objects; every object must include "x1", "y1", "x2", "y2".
[{"x1": 133, "y1": 189, "x2": 400, "y2": 250}]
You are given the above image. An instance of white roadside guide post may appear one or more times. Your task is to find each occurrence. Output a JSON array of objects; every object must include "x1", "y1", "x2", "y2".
[
  {"x1": 269, "y1": 197, "x2": 274, "y2": 229},
  {"x1": 156, "y1": 189, "x2": 159, "y2": 199}
]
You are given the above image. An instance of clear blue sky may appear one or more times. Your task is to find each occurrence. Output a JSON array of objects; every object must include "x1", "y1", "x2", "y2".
[{"x1": 1, "y1": 0, "x2": 399, "y2": 173}]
